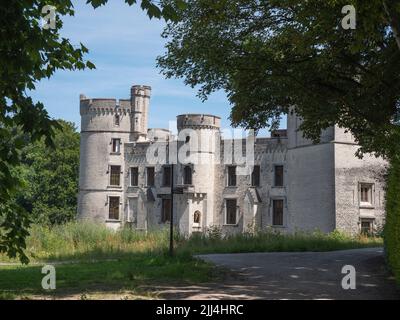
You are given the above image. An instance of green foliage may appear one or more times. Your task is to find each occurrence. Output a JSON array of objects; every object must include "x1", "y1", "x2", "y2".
[
  {"x1": 177, "y1": 228, "x2": 383, "y2": 255},
  {"x1": 0, "y1": 0, "x2": 186, "y2": 263},
  {"x1": 158, "y1": 0, "x2": 400, "y2": 159},
  {"x1": 0, "y1": 222, "x2": 382, "y2": 298},
  {"x1": 0, "y1": 222, "x2": 212, "y2": 299},
  {"x1": 9, "y1": 221, "x2": 170, "y2": 261},
  {"x1": 16, "y1": 120, "x2": 80, "y2": 225},
  {"x1": 384, "y1": 157, "x2": 400, "y2": 285}
]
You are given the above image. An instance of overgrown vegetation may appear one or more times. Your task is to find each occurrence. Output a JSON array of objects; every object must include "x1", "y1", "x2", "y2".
[
  {"x1": 0, "y1": 222, "x2": 383, "y2": 299},
  {"x1": 178, "y1": 228, "x2": 383, "y2": 255},
  {"x1": 0, "y1": 222, "x2": 382, "y2": 263},
  {"x1": 0, "y1": 222, "x2": 215, "y2": 299},
  {"x1": 384, "y1": 157, "x2": 400, "y2": 285}
]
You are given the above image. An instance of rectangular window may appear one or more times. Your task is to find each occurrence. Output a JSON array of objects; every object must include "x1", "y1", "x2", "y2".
[
  {"x1": 183, "y1": 166, "x2": 192, "y2": 185},
  {"x1": 108, "y1": 196, "x2": 120, "y2": 220},
  {"x1": 161, "y1": 199, "x2": 171, "y2": 223},
  {"x1": 274, "y1": 165, "x2": 284, "y2": 187},
  {"x1": 111, "y1": 138, "x2": 121, "y2": 153},
  {"x1": 251, "y1": 165, "x2": 260, "y2": 187},
  {"x1": 227, "y1": 166, "x2": 237, "y2": 187},
  {"x1": 130, "y1": 167, "x2": 139, "y2": 186},
  {"x1": 226, "y1": 199, "x2": 237, "y2": 225},
  {"x1": 360, "y1": 218, "x2": 373, "y2": 235},
  {"x1": 272, "y1": 199, "x2": 284, "y2": 226},
  {"x1": 162, "y1": 166, "x2": 171, "y2": 186},
  {"x1": 109, "y1": 165, "x2": 121, "y2": 186},
  {"x1": 360, "y1": 184, "x2": 373, "y2": 205},
  {"x1": 146, "y1": 167, "x2": 155, "y2": 186}
]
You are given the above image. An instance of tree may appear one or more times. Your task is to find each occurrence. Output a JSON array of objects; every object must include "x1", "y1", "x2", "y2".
[
  {"x1": 16, "y1": 121, "x2": 80, "y2": 225},
  {"x1": 157, "y1": 0, "x2": 400, "y2": 159},
  {"x1": 0, "y1": 0, "x2": 186, "y2": 263}
]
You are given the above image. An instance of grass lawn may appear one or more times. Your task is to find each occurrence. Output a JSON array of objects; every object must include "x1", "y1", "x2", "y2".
[
  {"x1": 0, "y1": 222, "x2": 383, "y2": 299},
  {"x1": 0, "y1": 223, "x2": 217, "y2": 299},
  {"x1": 0, "y1": 253, "x2": 215, "y2": 300}
]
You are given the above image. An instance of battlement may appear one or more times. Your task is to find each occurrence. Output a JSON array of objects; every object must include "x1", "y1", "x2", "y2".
[
  {"x1": 131, "y1": 85, "x2": 151, "y2": 98},
  {"x1": 79, "y1": 97, "x2": 133, "y2": 116},
  {"x1": 177, "y1": 114, "x2": 221, "y2": 130}
]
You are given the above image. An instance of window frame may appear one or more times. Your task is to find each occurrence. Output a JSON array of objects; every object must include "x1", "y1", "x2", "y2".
[
  {"x1": 359, "y1": 183, "x2": 374, "y2": 207},
  {"x1": 111, "y1": 138, "x2": 121, "y2": 154},
  {"x1": 360, "y1": 218, "x2": 374, "y2": 235},
  {"x1": 251, "y1": 165, "x2": 261, "y2": 187},
  {"x1": 183, "y1": 165, "x2": 193, "y2": 185},
  {"x1": 227, "y1": 165, "x2": 237, "y2": 187},
  {"x1": 225, "y1": 198, "x2": 238, "y2": 225},
  {"x1": 272, "y1": 199, "x2": 284, "y2": 226},
  {"x1": 274, "y1": 165, "x2": 284, "y2": 187},
  {"x1": 161, "y1": 198, "x2": 172, "y2": 223},
  {"x1": 130, "y1": 167, "x2": 139, "y2": 187},
  {"x1": 109, "y1": 165, "x2": 121, "y2": 186},
  {"x1": 162, "y1": 165, "x2": 172, "y2": 187},
  {"x1": 146, "y1": 166, "x2": 155, "y2": 187},
  {"x1": 108, "y1": 196, "x2": 120, "y2": 220}
]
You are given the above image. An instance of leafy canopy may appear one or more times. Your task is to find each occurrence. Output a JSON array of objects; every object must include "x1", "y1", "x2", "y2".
[
  {"x1": 0, "y1": 0, "x2": 185, "y2": 263},
  {"x1": 157, "y1": 0, "x2": 400, "y2": 159},
  {"x1": 16, "y1": 120, "x2": 80, "y2": 226}
]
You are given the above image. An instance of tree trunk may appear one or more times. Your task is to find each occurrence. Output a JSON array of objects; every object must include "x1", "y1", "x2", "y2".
[{"x1": 383, "y1": 0, "x2": 400, "y2": 51}]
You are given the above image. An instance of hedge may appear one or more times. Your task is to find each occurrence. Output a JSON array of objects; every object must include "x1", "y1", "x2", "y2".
[{"x1": 384, "y1": 157, "x2": 400, "y2": 285}]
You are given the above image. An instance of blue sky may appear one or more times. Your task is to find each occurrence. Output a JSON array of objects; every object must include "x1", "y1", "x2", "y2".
[{"x1": 31, "y1": 1, "x2": 277, "y2": 135}]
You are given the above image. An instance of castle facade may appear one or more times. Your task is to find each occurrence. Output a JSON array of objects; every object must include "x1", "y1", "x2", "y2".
[{"x1": 78, "y1": 85, "x2": 387, "y2": 235}]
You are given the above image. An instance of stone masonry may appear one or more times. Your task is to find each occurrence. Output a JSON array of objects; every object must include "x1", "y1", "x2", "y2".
[{"x1": 77, "y1": 85, "x2": 387, "y2": 235}]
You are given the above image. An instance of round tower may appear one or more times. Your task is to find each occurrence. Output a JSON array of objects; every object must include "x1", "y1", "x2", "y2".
[
  {"x1": 130, "y1": 85, "x2": 151, "y2": 142},
  {"x1": 77, "y1": 85, "x2": 151, "y2": 228},
  {"x1": 175, "y1": 114, "x2": 221, "y2": 233}
]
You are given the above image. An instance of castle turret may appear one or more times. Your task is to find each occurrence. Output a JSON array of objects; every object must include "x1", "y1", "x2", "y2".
[
  {"x1": 175, "y1": 114, "x2": 221, "y2": 233},
  {"x1": 130, "y1": 85, "x2": 151, "y2": 141},
  {"x1": 77, "y1": 85, "x2": 151, "y2": 229}
]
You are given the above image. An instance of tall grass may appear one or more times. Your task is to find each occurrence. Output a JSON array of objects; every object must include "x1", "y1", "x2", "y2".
[
  {"x1": 176, "y1": 228, "x2": 383, "y2": 255},
  {"x1": 0, "y1": 222, "x2": 383, "y2": 263},
  {"x1": 21, "y1": 221, "x2": 171, "y2": 261}
]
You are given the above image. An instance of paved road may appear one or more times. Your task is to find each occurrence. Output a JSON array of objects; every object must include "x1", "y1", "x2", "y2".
[{"x1": 154, "y1": 248, "x2": 399, "y2": 300}]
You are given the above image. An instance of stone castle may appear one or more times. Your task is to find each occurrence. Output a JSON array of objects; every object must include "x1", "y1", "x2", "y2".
[{"x1": 77, "y1": 85, "x2": 387, "y2": 235}]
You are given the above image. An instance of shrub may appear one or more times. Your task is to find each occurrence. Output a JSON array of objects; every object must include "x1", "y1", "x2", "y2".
[{"x1": 384, "y1": 157, "x2": 400, "y2": 285}]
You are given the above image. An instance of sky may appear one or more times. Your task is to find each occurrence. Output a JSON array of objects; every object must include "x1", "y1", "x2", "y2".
[{"x1": 30, "y1": 1, "x2": 278, "y2": 135}]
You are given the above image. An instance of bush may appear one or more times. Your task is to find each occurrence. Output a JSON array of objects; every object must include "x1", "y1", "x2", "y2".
[{"x1": 384, "y1": 157, "x2": 400, "y2": 285}]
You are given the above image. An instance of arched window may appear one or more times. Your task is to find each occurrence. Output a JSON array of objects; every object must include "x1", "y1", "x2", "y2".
[
  {"x1": 193, "y1": 211, "x2": 201, "y2": 224},
  {"x1": 183, "y1": 166, "x2": 192, "y2": 185}
]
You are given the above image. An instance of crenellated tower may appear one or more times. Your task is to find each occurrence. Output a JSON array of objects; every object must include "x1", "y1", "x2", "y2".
[
  {"x1": 77, "y1": 85, "x2": 151, "y2": 228},
  {"x1": 175, "y1": 114, "x2": 221, "y2": 233}
]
